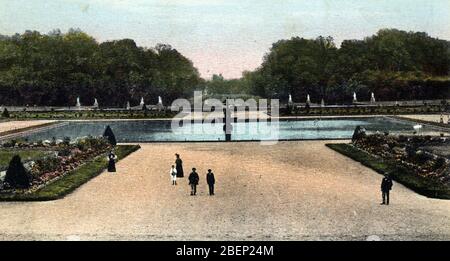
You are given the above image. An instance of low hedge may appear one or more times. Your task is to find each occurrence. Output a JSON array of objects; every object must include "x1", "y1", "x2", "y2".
[
  {"x1": 281, "y1": 105, "x2": 442, "y2": 116},
  {"x1": 6, "y1": 111, "x2": 177, "y2": 120},
  {"x1": 326, "y1": 143, "x2": 450, "y2": 199},
  {"x1": 0, "y1": 145, "x2": 140, "y2": 201}
]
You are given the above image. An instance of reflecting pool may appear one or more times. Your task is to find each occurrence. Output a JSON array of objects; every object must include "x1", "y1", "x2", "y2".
[{"x1": 15, "y1": 117, "x2": 448, "y2": 142}]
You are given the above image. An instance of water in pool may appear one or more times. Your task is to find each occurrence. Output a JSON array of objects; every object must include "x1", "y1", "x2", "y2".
[{"x1": 15, "y1": 117, "x2": 446, "y2": 142}]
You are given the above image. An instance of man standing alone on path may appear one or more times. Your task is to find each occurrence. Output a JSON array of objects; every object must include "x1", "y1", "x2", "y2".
[
  {"x1": 188, "y1": 168, "x2": 199, "y2": 196},
  {"x1": 170, "y1": 165, "x2": 177, "y2": 185},
  {"x1": 206, "y1": 169, "x2": 215, "y2": 196},
  {"x1": 381, "y1": 174, "x2": 393, "y2": 205}
]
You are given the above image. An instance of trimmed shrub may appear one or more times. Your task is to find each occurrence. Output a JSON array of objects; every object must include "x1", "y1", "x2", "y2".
[
  {"x1": 2, "y1": 108, "x2": 10, "y2": 118},
  {"x1": 103, "y1": 126, "x2": 117, "y2": 146},
  {"x1": 4, "y1": 155, "x2": 31, "y2": 189},
  {"x1": 433, "y1": 157, "x2": 446, "y2": 170},
  {"x1": 352, "y1": 126, "x2": 366, "y2": 142}
]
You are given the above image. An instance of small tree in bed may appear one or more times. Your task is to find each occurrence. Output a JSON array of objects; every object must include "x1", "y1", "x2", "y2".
[
  {"x1": 2, "y1": 108, "x2": 10, "y2": 118},
  {"x1": 4, "y1": 155, "x2": 31, "y2": 189},
  {"x1": 103, "y1": 125, "x2": 117, "y2": 146}
]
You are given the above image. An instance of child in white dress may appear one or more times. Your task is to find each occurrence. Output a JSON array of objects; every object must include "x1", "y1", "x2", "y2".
[{"x1": 170, "y1": 165, "x2": 177, "y2": 185}]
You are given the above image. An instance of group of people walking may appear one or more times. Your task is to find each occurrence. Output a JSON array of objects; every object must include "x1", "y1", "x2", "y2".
[
  {"x1": 170, "y1": 153, "x2": 216, "y2": 196},
  {"x1": 112, "y1": 150, "x2": 394, "y2": 204}
]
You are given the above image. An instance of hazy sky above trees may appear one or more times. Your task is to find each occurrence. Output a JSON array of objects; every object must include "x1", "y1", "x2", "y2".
[{"x1": 1, "y1": 0, "x2": 449, "y2": 79}]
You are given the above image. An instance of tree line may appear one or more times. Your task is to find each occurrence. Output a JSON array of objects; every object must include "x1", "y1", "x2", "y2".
[
  {"x1": 207, "y1": 29, "x2": 450, "y2": 103},
  {"x1": 0, "y1": 28, "x2": 449, "y2": 106},
  {"x1": 0, "y1": 29, "x2": 202, "y2": 106}
]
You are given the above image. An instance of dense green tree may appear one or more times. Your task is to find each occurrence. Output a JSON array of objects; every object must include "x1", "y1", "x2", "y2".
[
  {"x1": 0, "y1": 29, "x2": 202, "y2": 106},
  {"x1": 205, "y1": 74, "x2": 252, "y2": 95},
  {"x1": 0, "y1": 28, "x2": 448, "y2": 105},
  {"x1": 247, "y1": 29, "x2": 450, "y2": 103}
]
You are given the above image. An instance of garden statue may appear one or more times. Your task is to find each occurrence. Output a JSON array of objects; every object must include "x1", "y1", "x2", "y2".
[
  {"x1": 140, "y1": 97, "x2": 145, "y2": 107},
  {"x1": 158, "y1": 96, "x2": 163, "y2": 106},
  {"x1": 288, "y1": 94, "x2": 293, "y2": 105},
  {"x1": 321, "y1": 98, "x2": 325, "y2": 107},
  {"x1": 126, "y1": 101, "x2": 131, "y2": 110},
  {"x1": 76, "y1": 97, "x2": 81, "y2": 107},
  {"x1": 371, "y1": 92, "x2": 376, "y2": 103},
  {"x1": 93, "y1": 98, "x2": 99, "y2": 108},
  {"x1": 353, "y1": 92, "x2": 357, "y2": 103},
  {"x1": 306, "y1": 94, "x2": 311, "y2": 104}
]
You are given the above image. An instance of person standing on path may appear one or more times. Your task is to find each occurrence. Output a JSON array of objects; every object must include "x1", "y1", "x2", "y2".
[
  {"x1": 170, "y1": 165, "x2": 177, "y2": 185},
  {"x1": 188, "y1": 168, "x2": 199, "y2": 196},
  {"x1": 206, "y1": 169, "x2": 215, "y2": 196},
  {"x1": 175, "y1": 153, "x2": 184, "y2": 178},
  {"x1": 381, "y1": 174, "x2": 393, "y2": 205},
  {"x1": 107, "y1": 150, "x2": 117, "y2": 172}
]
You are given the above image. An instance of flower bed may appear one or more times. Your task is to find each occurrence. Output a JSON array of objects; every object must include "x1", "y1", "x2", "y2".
[
  {"x1": 0, "y1": 136, "x2": 112, "y2": 193},
  {"x1": 327, "y1": 127, "x2": 450, "y2": 199},
  {"x1": 352, "y1": 133, "x2": 450, "y2": 185},
  {"x1": 326, "y1": 143, "x2": 450, "y2": 199},
  {"x1": 0, "y1": 144, "x2": 140, "y2": 201}
]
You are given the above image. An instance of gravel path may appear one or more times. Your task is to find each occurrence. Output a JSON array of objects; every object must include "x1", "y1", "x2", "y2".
[
  {"x1": 400, "y1": 114, "x2": 450, "y2": 124},
  {"x1": 0, "y1": 141, "x2": 449, "y2": 241},
  {"x1": 0, "y1": 120, "x2": 56, "y2": 135}
]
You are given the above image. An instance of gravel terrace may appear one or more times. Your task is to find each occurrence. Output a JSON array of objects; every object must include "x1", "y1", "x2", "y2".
[
  {"x1": 0, "y1": 120, "x2": 56, "y2": 135},
  {"x1": 0, "y1": 141, "x2": 450, "y2": 241}
]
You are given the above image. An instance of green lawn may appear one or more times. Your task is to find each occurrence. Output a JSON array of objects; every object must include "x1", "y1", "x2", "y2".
[
  {"x1": 326, "y1": 143, "x2": 450, "y2": 199},
  {"x1": 0, "y1": 150, "x2": 50, "y2": 169},
  {"x1": 0, "y1": 145, "x2": 140, "y2": 201}
]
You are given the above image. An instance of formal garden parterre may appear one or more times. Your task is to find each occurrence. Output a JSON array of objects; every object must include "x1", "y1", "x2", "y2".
[
  {"x1": 0, "y1": 135, "x2": 140, "y2": 201},
  {"x1": 328, "y1": 127, "x2": 450, "y2": 199}
]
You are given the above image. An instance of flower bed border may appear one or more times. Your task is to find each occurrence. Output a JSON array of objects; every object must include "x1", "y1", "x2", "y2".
[
  {"x1": 0, "y1": 145, "x2": 140, "y2": 201},
  {"x1": 326, "y1": 143, "x2": 450, "y2": 199}
]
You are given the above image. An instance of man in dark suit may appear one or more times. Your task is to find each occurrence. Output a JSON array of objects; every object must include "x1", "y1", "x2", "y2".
[
  {"x1": 188, "y1": 168, "x2": 200, "y2": 196},
  {"x1": 381, "y1": 174, "x2": 393, "y2": 205},
  {"x1": 206, "y1": 169, "x2": 215, "y2": 196}
]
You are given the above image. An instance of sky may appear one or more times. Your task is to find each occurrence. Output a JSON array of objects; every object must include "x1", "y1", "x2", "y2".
[{"x1": 1, "y1": 0, "x2": 449, "y2": 79}]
